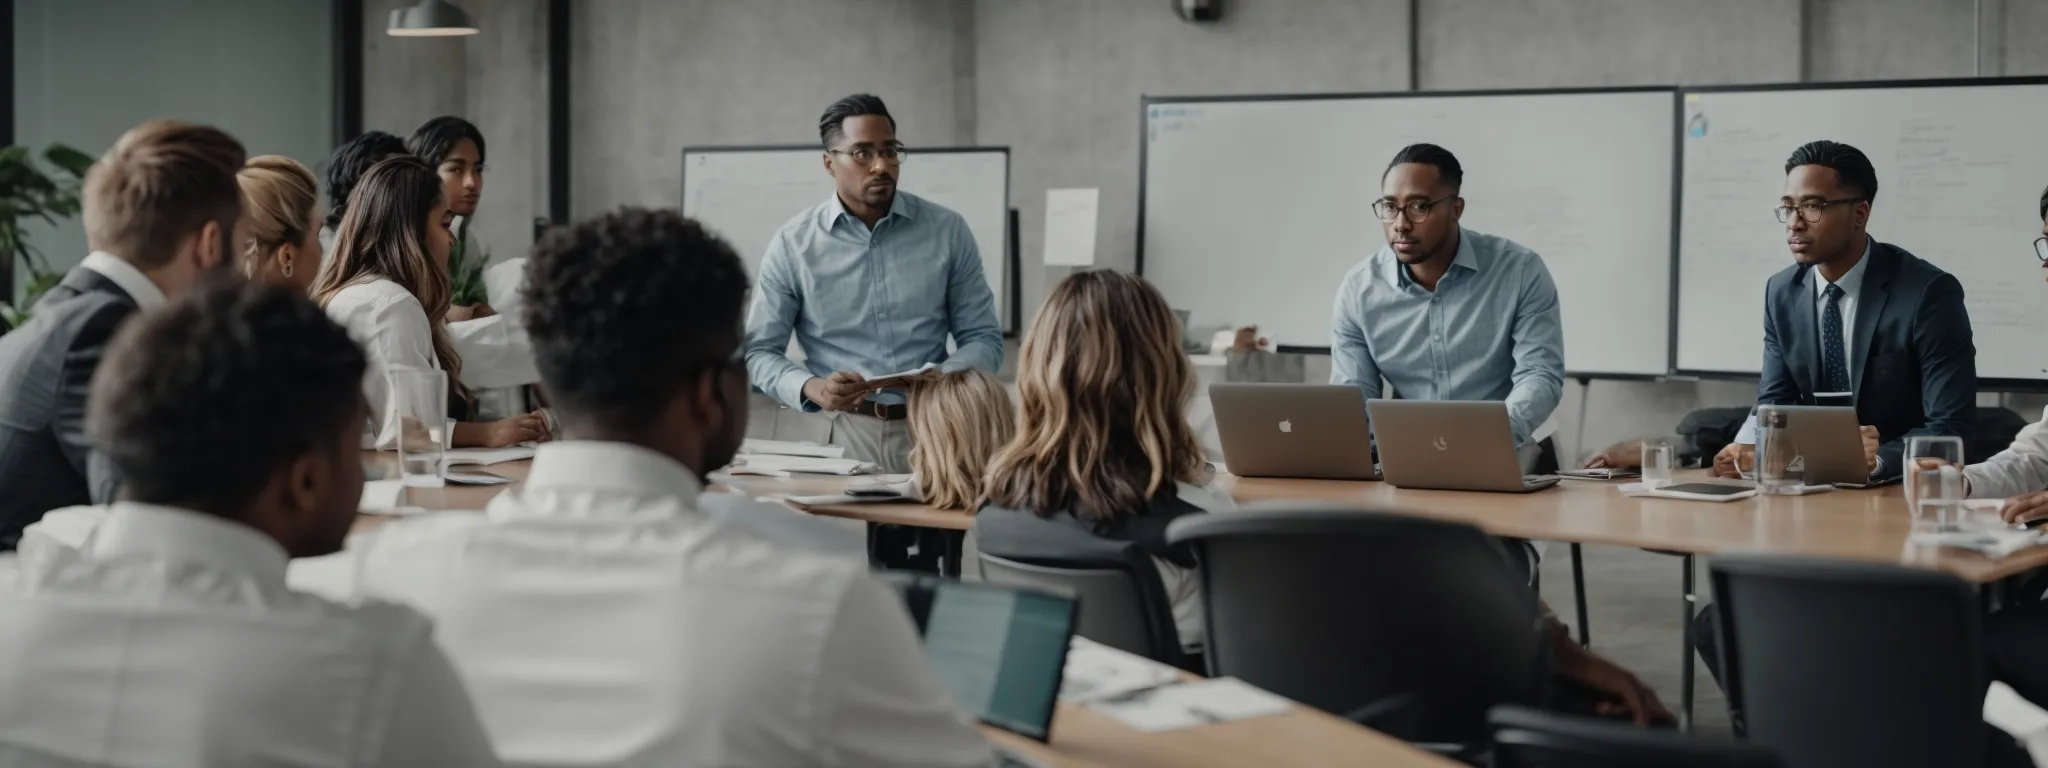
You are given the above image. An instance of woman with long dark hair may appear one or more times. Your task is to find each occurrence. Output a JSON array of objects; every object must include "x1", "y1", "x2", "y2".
[{"x1": 310, "y1": 156, "x2": 545, "y2": 450}]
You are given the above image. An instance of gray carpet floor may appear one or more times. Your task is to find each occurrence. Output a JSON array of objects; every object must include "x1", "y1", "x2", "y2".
[{"x1": 1538, "y1": 543, "x2": 1732, "y2": 733}]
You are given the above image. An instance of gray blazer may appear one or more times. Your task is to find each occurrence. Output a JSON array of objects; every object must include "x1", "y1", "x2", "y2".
[{"x1": 0, "y1": 267, "x2": 136, "y2": 549}]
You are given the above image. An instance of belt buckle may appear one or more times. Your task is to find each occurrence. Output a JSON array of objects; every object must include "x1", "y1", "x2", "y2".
[{"x1": 867, "y1": 401, "x2": 886, "y2": 419}]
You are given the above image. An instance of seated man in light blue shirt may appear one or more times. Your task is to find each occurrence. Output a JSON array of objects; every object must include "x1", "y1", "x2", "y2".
[
  {"x1": 1331, "y1": 143, "x2": 1566, "y2": 461},
  {"x1": 745, "y1": 94, "x2": 1004, "y2": 473}
]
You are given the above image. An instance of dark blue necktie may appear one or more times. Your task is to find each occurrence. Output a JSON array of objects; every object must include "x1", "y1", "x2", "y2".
[{"x1": 1822, "y1": 283, "x2": 1848, "y2": 392}]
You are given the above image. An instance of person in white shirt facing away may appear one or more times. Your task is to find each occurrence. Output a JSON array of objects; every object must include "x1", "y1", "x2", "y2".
[
  {"x1": 0, "y1": 278, "x2": 501, "y2": 767},
  {"x1": 309, "y1": 156, "x2": 547, "y2": 451},
  {"x1": 289, "y1": 208, "x2": 993, "y2": 768}
]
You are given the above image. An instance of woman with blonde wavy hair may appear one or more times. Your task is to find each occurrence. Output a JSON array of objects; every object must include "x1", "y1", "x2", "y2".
[
  {"x1": 975, "y1": 269, "x2": 1233, "y2": 654},
  {"x1": 905, "y1": 369, "x2": 1014, "y2": 511},
  {"x1": 235, "y1": 156, "x2": 323, "y2": 292},
  {"x1": 310, "y1": 156, "x2": 545, "y2": 450}
]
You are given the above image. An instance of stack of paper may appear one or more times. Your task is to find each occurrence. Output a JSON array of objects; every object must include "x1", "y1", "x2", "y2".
[
  {"x1": 1060, "y1": 637, "x2": 1181, "y2": 703},
  {"x1": 731, "y1": 453, "x2": 877, "y2": 476},
  {"x1": 1089, "y1": 678, "x2": 1292, "y2": 732},
  {"x1": 739, "y1": 439, "x2": 846, "y2": 459},
  {"x1": 444, "y1": 446, "x2": 537, "y2": 467}
]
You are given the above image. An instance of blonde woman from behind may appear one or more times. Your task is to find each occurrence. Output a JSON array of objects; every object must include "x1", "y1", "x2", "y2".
[
  {"x1": 906, "y1": 369, "x2": 1015, "y2": 511},
  {"x1": 236, "y1": 155, "x2": 323, "y2": 292}
]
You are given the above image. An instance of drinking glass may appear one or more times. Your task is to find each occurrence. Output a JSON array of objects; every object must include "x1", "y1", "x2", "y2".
[
  {"x1": 1905, "y1": 435, "x2": 1966, "y2": 533},
  {"x1": 390, "y1": 367, "x2": 448, "y2": 488},
  {"x1": 1640, "y1": 439, "x2": 1674, "y2": 489}
]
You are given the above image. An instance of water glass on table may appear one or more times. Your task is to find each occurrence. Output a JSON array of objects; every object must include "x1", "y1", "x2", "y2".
[
  {"x1": 1640, "y1": 439, "x2": 1674, "y2": 489},
  {"x1": 1905, "y1": 435, "x2": 1965, "y2": 533},
  {"x1": 391, "y1": 367, "x2": 448, "y2": 488}
]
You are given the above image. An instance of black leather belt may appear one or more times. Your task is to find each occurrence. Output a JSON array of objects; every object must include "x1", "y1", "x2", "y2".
[{"x1": 857, "y1": 401, "x2": 909, "y2": 421}]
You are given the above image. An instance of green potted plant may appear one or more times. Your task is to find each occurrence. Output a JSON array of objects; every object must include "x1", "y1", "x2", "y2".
[{"x1": 0, "y1": 143, "x2": 94, "y2": 330}]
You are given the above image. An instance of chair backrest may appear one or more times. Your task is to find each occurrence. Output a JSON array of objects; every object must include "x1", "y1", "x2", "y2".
[
  {"x1": 977, "y1": 552, "x2": 1183, "y2": 664},
  {"x1": 1167, "y1": 505, "x2": 1547, "y2": 743},
  {"x1": 1488, "y1": 705, "x2": 1782, "y2": 768},
  {"x1": 1710, "y1": 555, "x2": 1981, "y2": 768}
]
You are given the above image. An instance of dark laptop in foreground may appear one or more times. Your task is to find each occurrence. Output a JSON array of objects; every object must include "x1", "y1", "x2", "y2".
[
  {"x1": 876, "y1": 574, "x2": 1076, "y2": 765},
  {"x1": 1209, "y1": 383, "x2": 1380, "y2": 480},
  {"x1": 1367, "y1": 400, "x2": 1560, "y2": 493}
]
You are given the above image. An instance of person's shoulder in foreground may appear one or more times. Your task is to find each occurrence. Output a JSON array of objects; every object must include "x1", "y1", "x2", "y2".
[
  {"x1": 297, "y1": 207, "x2": 989, "y2": 767},
  {"x1": 0, "y1": 276, "x2": 499, "y2": 766}
]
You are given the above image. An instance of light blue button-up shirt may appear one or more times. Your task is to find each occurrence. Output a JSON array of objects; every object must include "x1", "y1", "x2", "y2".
[
  {"x1": 745, "y1": 191, "x2": 1004, "y2": 410},
  {"x1": 1330, "y1": 227, "x2": 1565, "y2": 445}
]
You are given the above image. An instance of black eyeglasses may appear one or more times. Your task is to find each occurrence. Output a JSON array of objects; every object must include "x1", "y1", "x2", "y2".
[
  {"x1": 1371, "y1": 194, "x2": 1457, "y2": 224},
  {"x1": 2034, "y1": 237, "x2": 2047, "y2": 263},
  {"x1": 827, "y1": 144, "x2": 907, "y2": 165},
  {"x1": 1774, "y1": 197, "x2": 1864, "y2": 224}
]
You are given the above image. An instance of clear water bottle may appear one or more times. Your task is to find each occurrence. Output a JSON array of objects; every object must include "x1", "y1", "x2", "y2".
[{"x1": 1754, "y1": 405, "x2": 1800, "y2": 495}]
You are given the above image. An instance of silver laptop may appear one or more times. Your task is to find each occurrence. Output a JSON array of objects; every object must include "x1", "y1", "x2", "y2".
[
  {"x1": 1768, "y1": 405, "x2": 1885, "y2": 487},
  {"x1": 1367, "y1": 400, "x2": 1559, "y2": 493},
  {"x1": 1210, "y1": 384, "x2": 1380, "y2": 480}
]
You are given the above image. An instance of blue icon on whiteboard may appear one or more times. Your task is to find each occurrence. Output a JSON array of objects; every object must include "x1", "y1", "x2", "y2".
[{"x1": 1686, "y1": 112, "x2": 1709, "y2": 138}]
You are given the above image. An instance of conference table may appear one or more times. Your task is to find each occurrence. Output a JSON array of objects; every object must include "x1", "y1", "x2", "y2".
[{"x1": 356, "y1": 452, "x2": 1456, "y2": 767}]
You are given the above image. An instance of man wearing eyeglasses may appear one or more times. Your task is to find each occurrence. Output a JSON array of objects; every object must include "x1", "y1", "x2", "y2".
[
  {"x1": 1331, "y1": 143, "x2": 1565, "y2": 458},
  {"x1": 744, "y1": 93, "x2": 1003, "y2": 473},
  {"x1": 1709, "y1": 140, "x2": 1975, "y2": 484}
]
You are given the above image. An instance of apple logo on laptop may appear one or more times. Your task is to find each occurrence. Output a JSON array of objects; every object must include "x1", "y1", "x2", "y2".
[
  {"x1": 1278, "y1": 420, "x2": 1292, "y2": 433},
  {"x1": 1433, "y1": 436, "x2": 1449, "y2": 451}
]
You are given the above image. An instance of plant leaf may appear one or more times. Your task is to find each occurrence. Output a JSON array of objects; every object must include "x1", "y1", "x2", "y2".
[{"x1": 42, "y1": 144, "x2": 94, "y2": 179}]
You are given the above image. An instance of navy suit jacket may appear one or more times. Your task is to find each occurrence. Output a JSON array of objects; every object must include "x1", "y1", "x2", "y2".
[
  {"x1": 0, "y1": 267, "x2": 136, "y2": 549},
  {"x1": 1756, "y1": 239, "x2": 1975, "y2": 481}
]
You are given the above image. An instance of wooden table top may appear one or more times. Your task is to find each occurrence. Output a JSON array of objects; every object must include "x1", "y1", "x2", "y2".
[
  {"x1": 984, "y1": 685, "x2": 1459, "y2": 767},
  {"x1": 362, "y1": 454, "x2": 2046, "y2": 583}
]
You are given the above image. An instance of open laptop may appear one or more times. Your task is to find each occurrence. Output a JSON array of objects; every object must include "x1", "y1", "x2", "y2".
[
  {"x1": 1367, "y1": 400, "x2": 1559, "y2": 493},
  {"x1": 1768, "y1": 405, "x2": 1888, "y2": 488},
  {"x1": 1209, "y1": 384, "x2": 1380, "y2": 480},
  {"x1": 879, "y1": 575, "x2": 1079, "y2": 746}
]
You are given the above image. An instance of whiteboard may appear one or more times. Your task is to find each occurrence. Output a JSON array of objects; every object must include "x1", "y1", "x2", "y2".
[
  {"x1": 1675, "y1": 81, "x2": 2048, "y2": 380},
  {"x1": 1141, "y1": 89, "x2": 1676, "y2": 377},
  {"x1": 682, "y1": 147, "x2": 1012, "y2": 331}
]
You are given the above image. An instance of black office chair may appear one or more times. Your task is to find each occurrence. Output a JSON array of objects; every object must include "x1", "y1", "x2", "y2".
[
  {"x1": 1167, "y1": 505, "x2": 1548, "y2": 748},
  {"x1": 977, "y1": 551, "x2": 1190, "y2": 669},
  {"x1": 1710, "y1": 555, "x2": 1982, "y2": 768},
  {"x1": 1487, "y1": 705, "x2": 1781, "y2": 767}
]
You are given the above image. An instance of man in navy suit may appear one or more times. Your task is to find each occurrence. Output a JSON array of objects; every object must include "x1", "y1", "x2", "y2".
[
  {"x1": 1711, "y1": 140, "x2": 1976, "y2": 484},
  {"x1": 0, "y1": 120, "x2": 245, "y2": 549}
]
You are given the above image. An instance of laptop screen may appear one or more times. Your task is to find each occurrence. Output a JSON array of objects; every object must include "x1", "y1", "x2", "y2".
[{"x1": 920, "y1": 582, "x2": 1078, "y2": 740}]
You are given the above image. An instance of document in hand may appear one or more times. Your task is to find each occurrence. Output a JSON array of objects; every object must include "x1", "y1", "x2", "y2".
[{"x1": 859, "y1": 363, "x2": 940, "y2": 391}]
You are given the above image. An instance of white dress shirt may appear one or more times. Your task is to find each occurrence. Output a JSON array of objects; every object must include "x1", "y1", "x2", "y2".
[
  {"x1": 289, "y1": 440, "x2": 993, "y2": 768},
  {"x1": 1967, "y1": 406, "x2": 2048, "y2": 500},
  {"x1": 0, "y1": 503, "x2": 500, "y2": 767},
  {"x1": 323, "y1": 278, "x2": 539, "y2": 449},
  {"x1": 78, "y1": 251, "x2": 165, "y2": 309}
]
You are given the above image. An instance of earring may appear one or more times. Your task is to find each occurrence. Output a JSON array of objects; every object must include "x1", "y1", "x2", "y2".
[{"x1": 281, "y1": 260, "x2": 294, "y2": 278}]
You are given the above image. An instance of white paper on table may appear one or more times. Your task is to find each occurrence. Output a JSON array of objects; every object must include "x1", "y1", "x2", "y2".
[
  {"x1": 1060, "y1": 637, "x2": 1181, "y2": 703},
  {"x1": 443, "y1": 445, "x2": 538, "y2": 466},
  {"x1": 1043, "y1": 188, "x2": 1100, "y2": 267},
  {"x1": 1985, "y1": 681, "x2": 2048, "y2": 766},
  {"x1": 783, "y1": 492, "x2": 905, "y2": 506},
  {"x1": 358, "y1": 480, "x2": 406, "y2": 513},
  {"x1": 1089, "y1": 677, "x2": 1291, "y2": 732},
  {"x1": 724, "y1": 466, "x2": 794, "y2": 478},
  {"x1": 739, "y1": 439, "x2": 846, "y2": 459},
  {"x1": 734, "y1": 454, "x2": 877, "y2": 476}
]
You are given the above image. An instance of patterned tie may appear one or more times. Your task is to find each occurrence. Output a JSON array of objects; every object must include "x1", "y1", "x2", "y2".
[{"x1": 1821, "y1": 283, "x2": 1849, "y2": 392}]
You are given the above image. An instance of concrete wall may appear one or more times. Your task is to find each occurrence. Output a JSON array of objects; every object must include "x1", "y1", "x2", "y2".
[{"x1": 360, "y1": 0, "x2": 2046, "y2": 460}]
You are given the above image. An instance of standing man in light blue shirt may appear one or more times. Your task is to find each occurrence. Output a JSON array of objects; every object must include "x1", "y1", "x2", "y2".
[
  {"x1": 745, "y1": 94, "x2": 1004, "y2": 473},
  {"x1": 1331, "y1": 143, "x2": 1565, "y2": 459}
]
